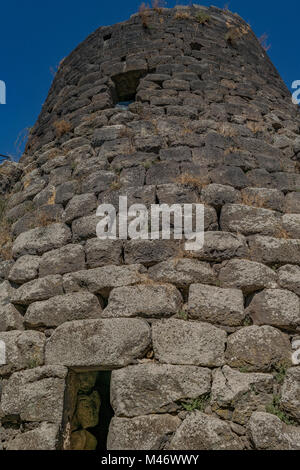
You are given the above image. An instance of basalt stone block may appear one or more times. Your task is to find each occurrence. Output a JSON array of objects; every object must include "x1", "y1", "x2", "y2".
[
  {"x1": 72, "y1": 215, "x2": 99, "y2": 242},
  {"x1": 241, "y1": 187, "x2": 285, "y2": 212},
  {"x1": 107, "y1": 414, "x2": 181, "y2": 451},
  {"x1": 0, "y1": 261, "x2": 15, "y2": 282},
  {"x1": 12, "y1": 223, "x2": 71, "y2": 257},
  {"x1": 111, "y1": 364, "x2": 211, "y2": 417},
  {"x1": 248, "y1": 235, "x2": 300, "y2": 265},
  {"x1": 226, "y1": 326, "x2": 291, "y2": 372},
  {"x1": 45, "y1": 318, "x2": 151, "y2": 369},
  {"x1": 187, "y1": 284, "x2": 245, "y2": 326},
  {"x1": 11, "y1": 275, "x2": 63, "y2": 305},
  {"x1": 0, "y1": 281, "x2": 24, "y2": 331},
  {"x1": 1, "y1": 366, "x2": 68, "y2": 423},
  {"x1": 8, "y1": 255, "x2": 40, "y2": 284},
  {"x1": 191, "y1": 231, "x2": 248, "y2": 262},
  {"x1": 169, "y1": 412, "x2": 243, "y2": 450},
  {"x1": 103, "y1": 284, "x2": 182, "y2": 319},
  {"x1": 282, "y1": 214, "x2": 300, "y2": 239},
  {"x1": 39, "y1": 244, "x2": 85, "y2": 277},
  {"x1": 0, "y1": 330, "x2": 45, "y2": 376},
  {"x1": 148, "y1": 258, "x2": 216, "y2": 288},
  {"x1": 211, "y1": 366, "x2": 273, "y2": 425},
  {"x1": 6, "y1": 423, "x2": 60, "y2": 451},
  {"x1": 63, "y1": 264, "x2": 144, "y2": 296},
  {"x1": 81, "y1": 171, "x2": 116, "y2": 194},
  {"x1": 156, "y1": 183, "x2": 198, "y2": 205},
  {"x1": 124, "y1": 239, "x2": 179, "y2": 267},
  {"x1": 85, "y1": 238, "x2": 123, "y2": 268},
  {"x1": 280, "y1": 367, "x2": 300, "y2": 422},
  {"x1": 284, "y1": 192, "x2": 300, "y2": 214},
  {"x1": 218, "y1": 259, "x2": 277, "y2": 293},
  {"x1": 201, "y1": 184, "x2": 241, "y2": 209},
  {"x1": 246, "y1": 288, "x2": 300, "y2": 330},
  {"x1": 248, "y1": 412, "x2": 300, "y2": 450},
  {"x1": 220, "y1": 204, "x2": 281, "y2": 236},
  {"x1": 210, "y1": 166, "x2": 249, "y2": 189},
  {"x1": 152, "y1": 319, "x2": 227, "y2": 367},
  {"x1": 146, "y1": 162, "x2": 180, "y2": 185},
  {"x1": 24, "y1": 292, "x2": 102, "y2": 328},
  {"x1": 278, "y1": 265, "x2": 300, "y2": 295},
  {"x1": 63, "y1": 193, "x2": 97, "y2": 223}
]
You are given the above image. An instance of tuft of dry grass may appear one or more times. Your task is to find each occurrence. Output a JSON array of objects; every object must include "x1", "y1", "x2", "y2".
[
  {"x1": 139, "y1": 2, "x2": 151, "y2": 28},
  {"x1": 218, "y1": 123, "x2": 237, "y2": 138},
  {"x1": 225, "y1": 21, "x2": 251, "y2": 45},
  {"x1": 174, "y1": 11, "x2": 193, "y2": 21},
  {"x1": 258, "y1": 33, "x2": 271, "y2": 52},
  {"x1": 195, "y1": 12, "x2": 210, "y2": 25},
  {"x1": 53, "y1": 120, "x2": 73, "y2": 138},
  {"x1": 175, "y1": 173, "x2": 204, "y2": 192}
]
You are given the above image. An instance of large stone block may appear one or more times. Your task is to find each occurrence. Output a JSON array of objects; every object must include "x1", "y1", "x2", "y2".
[
  {"x1": 191, "y1": 231, "x2": 248, "y2": 261},
  {"x1": 220, "y1": 204, "x2": 281, "y2": 236},
  {"x1": 24, "y1": 292, "x2": 102, "y2": 328},
  {"x1": 107, "y1": 414, "x2": 181, "y2": 451},
  {"x1": 45, "y1": 318, "x2": 151, "y2": 369},
  {"x1": 226, "y1": 326, "x2": 292, "y2": 372},
  {"x1": 0, "y1": 330, "x2": 45, "y2": 376},
  {"x1": 124, "y1": 239, "x2": 178, "y2": 267},
  {"x1": 248, "y1": 235, "x2": 300, "y2": 265},
  {"x1": 148, "y1": 258, "x2": 216, "y2": 288},
  {"x1": 187, "y1": 284, "x2": 245, "y2": 326},
  {"x1": 278, "y1": 265, "x2": 300, "y2": 295},
  {"x1": 248, "y1": 412, "x2": 300, "y2": 450},
  {"x1": 103, "y1": 284, "x2": 182, "y2": 319},
  {"x1": 12, "y1": 223, "x2": 71, "y2": 257},
  {"x1": 1, "y1": 366, "x2": 68, "y2": 423},
  {"x1": 246, "y1": 289, "x2": 300, "y2": 329},
  {"x1": 11, "y1": 275, "x2": 63, "y2": 305},
  {"x1": 63, "y1": 264, "x2": 145, "y2": 296},
  {"x1": 152, "y1": 319, "x2": 227, "y2": 367},
  {"x1": 8, "y1": 255, "x2": 40, "y2": 284},
  {"x1": 85, "y1": 238, "x2": 123, "y2": 268},
  {"x1": 0, "y1": 281, "x2": 24, "y2": 332},
  {"x1": 169, "y1": 412, "x2": 243, "y2": 450},
  {"x1": 111, "y1": 364, "x2": 211, "y2": 417},
  {"x1": 280, "y1": 367, "x2": 300, "y2": 422},
  {"x1": 39, "y1": 244, "x2": 86, "y2": 277},
  {"x1": 6, "y1": 423, "x2": 60, "y2": 450},
  {"x1": 218, "y1": 259, "x2": 277, "y2": 293}
]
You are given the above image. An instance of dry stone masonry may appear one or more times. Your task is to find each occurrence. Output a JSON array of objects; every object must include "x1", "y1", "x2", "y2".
[{"x1": 0, "y1": 4, "x2": 300, "y2": 450}]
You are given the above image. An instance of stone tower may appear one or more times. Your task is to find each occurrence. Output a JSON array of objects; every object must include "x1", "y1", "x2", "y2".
[{"x1": 0, "y1": 5, "x2": 300, "y2": 451}]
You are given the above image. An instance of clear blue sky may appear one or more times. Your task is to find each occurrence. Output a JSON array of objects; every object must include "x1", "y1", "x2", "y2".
[{"x1": 0, "y1": 0, "x2": 299, "y2": 159}]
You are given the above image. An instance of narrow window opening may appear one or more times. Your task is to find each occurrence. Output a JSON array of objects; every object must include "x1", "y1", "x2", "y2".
[
  {"x1": 103, "y1": 34, "x2": 112, "y2": 41},
  {"x1": 191, "y1": 42, "x2": 203, "y2": 51},
  {"x1": 112, "y1": 70, "x2": 146, "y2": 104},
  {"x1": 64, "y1": 371, "x2": 114, "y2": 451}
]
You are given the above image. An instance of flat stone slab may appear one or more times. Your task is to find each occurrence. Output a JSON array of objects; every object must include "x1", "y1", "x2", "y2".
[
  {"x1": 45, "y1": 318, "x2": 151, "y2": 369},
  {"x1": 111, "y1": 363, "x2": 211, "y2": 417},
  {"x1": 6, "y1": 423, "x2": 60, "y2": 450}
]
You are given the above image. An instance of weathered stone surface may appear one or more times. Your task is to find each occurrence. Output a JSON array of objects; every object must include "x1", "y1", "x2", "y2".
[
  {"x1": 284, "y1": 192, "x2": 300, "y2": 214},
  {"x1": 241, "y1": 187, "x2": 285, "y2": 212},
  {"x1": 0, "y1": 281, "x2": 24, "y2": 331},
  {"x1": 11, "y1": 275, "x2": 63, "y2": 305},
  {"x1": 111, "y1": 364, "x2": 211, "y2": 417},
  {"x1": 246, "y1": 289, "x2": 300, "y2": 329},
  {"x1": 280, "y1": 367, "x2": 300, "y2": 422},
  {"x1": 6, "y1": 423, "x2": 60, "y2": 450},
  {"x1": 169, "y1": 412, "x2": 243, "y2": 450},
  {"x1": 282, "y1": 214, "x2": 300, "y2": 239},
  {"x1": 107, "y1": 414, "x2": 181, "y2": 450},
  {"x1": 124, "y1": 239, "x2": 178, "y2": 267},
  {"x1": 63, "y1": 264, "x2": 145, "y2": 296},
  {"x1": 12, "y1": 223, "x2": 71, "y2": 257},
  {"x1": 278, "y1": 265, "x2": 300, "y2": 295},
  {"x1": 191, "y1": 232, "x2": 248, "y2": 261},
  {"x1": 211, "y1": 366, "x2": 273, "y2": 424},
  {"x1": 148, "y1": 258, "x2": 216, "y2": 287},
  {"x1": 45, "y1": 318, "x2": 151, "y2": 368},
  {"x1": 1, "y1": 366, "x2": 68, "y2": 423},
  {"x1": 103, "y1": 284, "x2": 182, "y2": 319},
  {"x1": 201, "y1": 184, "x2": 241, "y2": 209},
  {"x1": 72, "y1": 215, "x2": 99, "y2": 242},
  {"x1": 248, "y1": 235, "x2": 300, "y2": 265},
  {"x1": 39, "y1": 244, "x2": 85, "y2": 277},
  {"x1": 70, "y1": 430, "x2": 97, "y2": 450},
  {"x1": 220, "y1": 204, "x2": 281, "y2": 236},
  {"x1": 85, "y1": 238, "x2": 123, "y2": 268},
  {"x1": 63, "y1": 193, "x2": 97, "y2": 223},
  {"x1": 248, "y1": 412, "x2": 300, "y2": 450},
  {"x1": 219, "y1": 259, "x2": 277, "y2": 293},
  {"x1": 187, "y1": 283, "x2": 245, "y2": 326},
  {"x1": 0, "y1": 261, "x2": 14, "y2": 282},
  {"x1": 0, "y1": 330, "x2": 45, "y2": 376},
  {"x1": 8, "y1": 255, "x2": 40, "y2": 284},
  {"x1": 226, "y1": 326, "x2": 292, "y2": 372},
  {"x1": 24, "y1": 292, "x2": 102, "y2": 328},
  {"x1": 153, "y1": 319, "x2": 227, "y2": 367}
]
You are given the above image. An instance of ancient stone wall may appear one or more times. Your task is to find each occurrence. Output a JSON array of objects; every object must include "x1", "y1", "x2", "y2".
[{"x1": 0, "y1": 4, "x2": 300, "y2": 450}]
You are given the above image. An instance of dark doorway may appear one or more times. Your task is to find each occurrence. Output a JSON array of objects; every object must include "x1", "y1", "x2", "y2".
[{"x1": 89, "y1": 371, "x2": 114, "y2": 451}]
